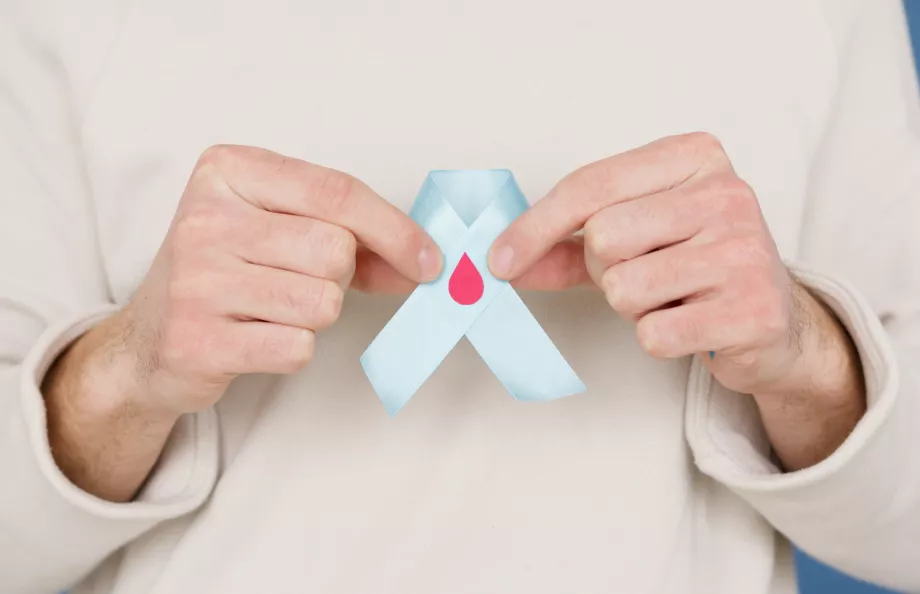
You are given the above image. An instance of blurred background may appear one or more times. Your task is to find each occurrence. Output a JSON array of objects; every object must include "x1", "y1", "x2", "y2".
[{"x1": 795, "y1": 2, "x2": 919, "y2": 593}]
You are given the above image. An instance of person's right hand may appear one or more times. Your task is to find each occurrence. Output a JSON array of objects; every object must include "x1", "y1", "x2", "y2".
[
  {"x1": 59, "y1": 145, "x2": 443, "y2": 420},
  {"x1": 44, "y1": 145, "x2": 441, "y2": 501}
]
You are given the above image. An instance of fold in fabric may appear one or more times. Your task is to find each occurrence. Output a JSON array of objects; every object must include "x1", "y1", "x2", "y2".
[{"x1": 361, "y1": 170, "x2": 585, "y2": 415}]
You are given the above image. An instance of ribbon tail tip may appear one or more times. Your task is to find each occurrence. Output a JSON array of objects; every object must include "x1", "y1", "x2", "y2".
[
  {"x1": 555, "y1": 379, "x2": 587, "y2": 400},
  {"x1": 507, "y1": 376, "x2": 587, "y2": 403}
]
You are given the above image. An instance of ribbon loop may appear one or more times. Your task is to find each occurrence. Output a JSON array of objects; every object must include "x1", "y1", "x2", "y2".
[{"x1": 361, "y1": 170, "x2": 585, "y2": 415}]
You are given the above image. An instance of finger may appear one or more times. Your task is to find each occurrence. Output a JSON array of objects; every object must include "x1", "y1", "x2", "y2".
[
  {"x1": 351, "y1": 248, "x2": 417, "y2": 294},
  {"x1": 238, "y1": 209, "x2": 356, "y2": 283},
  {"x1": 353, "y1": 240, "x2": 593, "y2": 293},
  {"x1": 584, "y1": 185, "x2": 709, "y2": 271},
  {"x1": 196, "y1": 145, "x2": 442, "y2": 283},
  {"x1": 511, "y1": 238, "x2": 591, "y2": 291},
  {"x1": 227, "y1": 321, "x2": 316, "y2": 375},
  {"x1": 221, "y1": 265, "x2": 345, "y2": 330},
  {"x1": 349, "y1": 239, "x2": 591, "y2": 293},
  {"x1": 489, "y1": 132, "x2": 733, "y2": 280},
  {"x1": 635, "y1": 298, "x2": 760, "y2": 359},
  {"x1": 600, "y1": 243, "x2": 726, "y2": 319}
]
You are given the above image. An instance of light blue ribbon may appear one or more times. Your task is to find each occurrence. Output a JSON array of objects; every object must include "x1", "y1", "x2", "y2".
[{"x1": 361, "y1": 170, "x2": 585, "y2": 415}]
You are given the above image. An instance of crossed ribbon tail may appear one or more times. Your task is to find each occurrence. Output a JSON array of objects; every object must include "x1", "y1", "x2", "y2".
[{"x1": 360, "y1": 170, "x2": 585, "y2": 415}]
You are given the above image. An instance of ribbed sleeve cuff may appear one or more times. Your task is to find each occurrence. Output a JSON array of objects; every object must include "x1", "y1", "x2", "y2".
[
  {"x1": 686, "y1": 265, "x2": 920, "y2": 589},
  {"x1": 0, "y1": 306, "x2": 218, "y2": 592}
]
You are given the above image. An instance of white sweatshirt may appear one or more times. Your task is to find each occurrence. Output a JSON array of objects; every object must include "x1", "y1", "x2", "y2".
[{"x1": 1, "y1": 0, "x2": 919, "y2": 592}]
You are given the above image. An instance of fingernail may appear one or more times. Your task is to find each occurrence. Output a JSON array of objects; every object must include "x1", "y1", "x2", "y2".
[
  {"x1": 489, "y1": 244, "x2": 515, "y2": 279},
  {"x1": 418, "y1": 245, "x2": 442, "y2": 282}
]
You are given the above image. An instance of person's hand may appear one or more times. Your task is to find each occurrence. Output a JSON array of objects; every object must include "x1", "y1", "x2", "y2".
[
  {"x1": 54, "y1": 145, "x2": 443, "y2": 420},
  {"x1": 489, "y1": 133, "x2": 863, "y2": 413},
  {"x1": 44, "y1": 145, "x2": 442, "y2": 501}
]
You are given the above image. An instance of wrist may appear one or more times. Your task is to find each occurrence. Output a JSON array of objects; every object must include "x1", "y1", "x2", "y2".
[
  {"x1": 754, "y1": 282, "x2": 865, "y2": 406},
  {"x1": 42, "y1": 310, "x2": 182, "y2": 501},
  {"x1": 44, "y1": 311, "x2": 180, "y2": 432},
  {"x1": 751, "y1": 282, "x2": 866, "y2": 470}
]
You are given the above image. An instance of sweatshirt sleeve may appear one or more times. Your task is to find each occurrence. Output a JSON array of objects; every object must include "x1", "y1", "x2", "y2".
[
  {"x1": 685, "y1": 1, "x2": 920, "y2": 590},
  {"x1": 0, "y1": 4, "x2": 218, "y2": 593}
]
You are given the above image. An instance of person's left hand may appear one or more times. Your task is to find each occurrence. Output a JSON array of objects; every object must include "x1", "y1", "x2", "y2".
[{"x1": 489, "y1": 132, "x2": 861, "y2": 401}]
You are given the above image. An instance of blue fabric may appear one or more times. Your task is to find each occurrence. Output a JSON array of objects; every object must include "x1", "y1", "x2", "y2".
[
  {"x1": 797, "y1": 550, "x2": 900, "y2": 594},
  {"x1": 360, "y1": 170, "x2": 585, "y2": 415},
  {"x1": 910, "y1": 0, "x2": 920, "y2": 76}
]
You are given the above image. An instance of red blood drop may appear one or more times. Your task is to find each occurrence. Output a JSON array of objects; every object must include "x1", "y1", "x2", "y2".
[{"x1": 448, "y1": 253, "x2": 484, "y2": 305}]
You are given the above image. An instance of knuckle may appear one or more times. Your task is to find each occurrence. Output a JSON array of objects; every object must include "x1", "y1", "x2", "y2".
[
  {"x1": 732, "y1": 178, "x2": 757, "y2": 203},
  {"x1": 601, "y1": 268, "x2": 633, "y2": 313},
  {"x1": 709, "y1": 174, "x2": 757, "y2": 212},
  {"x1": 319, "y1": 281, "x2": 345, "y2": 326},
  {"x1": 636, "y1": 317, "x2": 667, "y2": 358},
  {"x1": 197, "y1": 144, "x2": 238, "y2": 170},
  {"x1": 281, "y1": 330, "x2": 316, "y2": 372},
  {"x1": 173, "y1": 202, "x2": 229, "y2": 244},
  {"x1": 173, "y1": 211, "x2": 211, "y2": 242},
  {"x1": 307, "y1": 167, "x2": 356, "y2": 212},
  {"x1": 509, "y1": 211, "x2": 547, "y2": 260},
  {"x1": 187, "y1": 162, "x2": 234, "y2": 204},
  {"x1": 584, "y1": 217, "x2": 614, "y2": 259},
  {"x1": 685, "y1": 131, "x2": 725, "y2": 156},
  {"x1": 324, "y1": 229, "x2": 358, "y2": 277},
  {"x1": 676, "y1": 132, "x2": 731, "y2": 171},
  {"x1": 274, "y1": 282, "x2": 307, "y2": 320},
  {"x1": 315, "y1": 281, "x2": 345, "y2": 327},
  {"x1": 283, "y1": 278, "x2": 343, "y2": 329},
  {"x1": 706, "y1": 173, "x2": 746, "y2": 196},
  {"x1": 568, "y1": 162, "x2": 615, "y2": 200}
]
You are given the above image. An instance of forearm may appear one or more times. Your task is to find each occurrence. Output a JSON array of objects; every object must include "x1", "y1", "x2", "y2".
[
  {"x1": 42, "y1": 312, "x2": 179, "y2": 502},
  {"x1": 752, "y1": 283, "x2": 866, "y2": 472}
]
